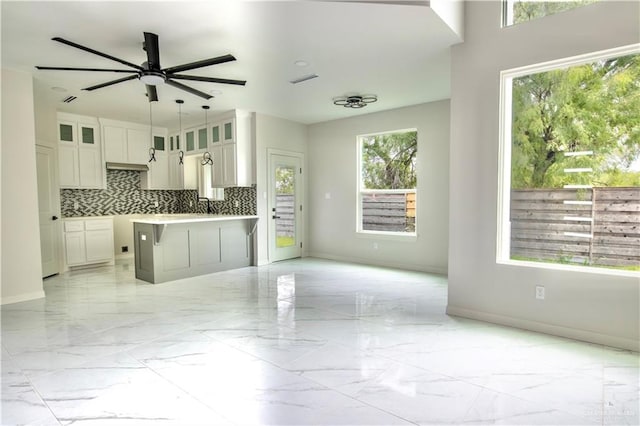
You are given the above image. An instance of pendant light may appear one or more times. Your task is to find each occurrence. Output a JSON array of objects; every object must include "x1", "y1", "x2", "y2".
[
  {"x1": 176, "y1": 99, "x2": 184, "y2": 164},
  {"x1": 201, "y1": 105, "x2": 213, "y2": 165},
  {"x1": 148, "y1": 101, "x2": 156, "y2": 162}
]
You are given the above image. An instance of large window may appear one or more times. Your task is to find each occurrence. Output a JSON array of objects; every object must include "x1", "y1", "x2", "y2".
[
  {"x1": 503, "y1": 0, "x2": 598, "y2": 27},
  {"x1": 499, "y1": 46, "x2": 640, "y2": 272},
  {"x1": 357, "y1": 129, "x2": 417, "y2": 235}
]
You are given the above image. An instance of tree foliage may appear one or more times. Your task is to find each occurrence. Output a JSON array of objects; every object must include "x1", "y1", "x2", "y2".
[
  {"x1": 511, "y1": 53, "x2": 640, "y2": 189},
  {"x1": 275, "y1": 166, "x2": 295, "y2": 194},
  {"x1": 361, "y1": 131, "x2": 417, "y2": 189},
  {"x1": 512, "y1": 1, "x2": 597, "y2": 24}
]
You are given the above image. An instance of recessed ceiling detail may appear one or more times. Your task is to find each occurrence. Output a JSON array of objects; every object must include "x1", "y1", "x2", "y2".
[
  {"x1": 333, "y1": 95, "x2": 377, "y2": 108},
  {"x1": 290, "y1": 74, "x2": 319, "y2": 84}
]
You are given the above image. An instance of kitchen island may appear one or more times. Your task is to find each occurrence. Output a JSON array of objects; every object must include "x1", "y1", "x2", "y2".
[{"x1": 132, "y1": 214, "x2": 258, "y2": 284}]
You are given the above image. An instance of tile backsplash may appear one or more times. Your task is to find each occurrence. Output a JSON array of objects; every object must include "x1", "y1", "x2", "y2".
[{"x1": 61, "y1": 170, "x2": 256, "y2": 217}]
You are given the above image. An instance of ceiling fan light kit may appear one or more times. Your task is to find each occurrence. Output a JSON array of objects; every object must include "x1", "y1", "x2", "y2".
[
  {"x1": 36, "y1": 32, "x2": 246, "y2": 102},
  {"x1": 333, "y1": 95, "x2": 377, "y2": 108}
]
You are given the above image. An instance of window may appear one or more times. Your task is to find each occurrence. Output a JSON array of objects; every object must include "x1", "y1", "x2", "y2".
[
  {"x1": 503, "y1": 0, "x2": 598, "y2": 27},
  {"x1": 357, "y1": 129, "x2": 417, "y2": 235},
  {"x1": 499, "y1": 46, "x2": 640, "y2": 272}
]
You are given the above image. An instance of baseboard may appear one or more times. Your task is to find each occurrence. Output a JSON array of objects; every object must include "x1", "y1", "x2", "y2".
[
  {"x1": 446, "y1": 305, "x2": 639, "y2": 352},
  {"x1": 1, "y1": 290, "x2": 46, "y2": 306},
  {"x1": 307, "y1": 251, "x2": 447, "y2": 275}
]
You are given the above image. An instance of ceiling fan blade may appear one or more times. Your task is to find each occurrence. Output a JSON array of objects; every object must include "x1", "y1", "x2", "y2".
[
  {"x1": 52, "y1": 37, "x2": 143, "y2": 71},
  {"x1": 36, "y1": 66, "x2": 138, "y2": 73},
  {"x1": 168, "y1": 74, "x2": 246, "y2": 86},
  {"x1": 143, "y1": 32, "x2": 161, "y2": 70},
  {"x1": 165, "y1": 79, "x2": 212, "y2": 100},
  {"x1": 83, "y1": 75, "x2": 138, "y2": 91},
  {"x1": 163, "y1": 54, "x2": 236, "y2": 74},
  {"x1": 146, "y1": 84, "x2": 158, "y2": 102}
]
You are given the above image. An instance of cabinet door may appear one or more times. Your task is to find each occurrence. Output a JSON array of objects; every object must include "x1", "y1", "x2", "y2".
[
  {"x1": 168, "y1": 154, "x2": 184, "y2": 189},
  {"x1": 64, "y1": 232, "x2": 86, "y2": 265},
  {"x1": 127, "y1": 128, "x2": 150, "y2": 164},
  {"x1": 222, "y1": 119, "x2": 234, "y2": 143},
  {"x1": 222, "y1": 143, "x2": 237, "y2": 186},
  {"x1": 85, "y1": 229, "x2": 114, "y2": 262},
  {"x1": 79, "y1": 124, "x2": 98, "y2": 146},
  {"x1": 58, "y1": 121, "x2": 77, "y2": 144},
  {"x1": 185, "y1": 130, "x2": 196, "y2": 153},
  {"x1": 197, "y1": 127, "x2": 208, "y2": 151},
  {"x1": 210, "y1": 124, "x2": 221, "y2": 145},
  {"x1": 210, "y1": 145, "x2": 224, "y2": 187},
  {"x1": 58, "y1": 144, "x2": 79, "y2": 187},
  {"x1": 148, "y1": 152, "x2": 169, "y2": 189},
  {"x1": 103, "y1": 125, "x2": 127, "y2": 162},
  {"x1": 78, "y1": 148, "x2": 103, "y2": 188}
]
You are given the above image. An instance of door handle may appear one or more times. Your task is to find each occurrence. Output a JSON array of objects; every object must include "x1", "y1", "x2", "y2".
[
  {"x1": 52, "y1": 215, "x2": 59, "y2": 221},
  {"x1": 272, "y1": 215, "x2": 281, "y2": 219}
]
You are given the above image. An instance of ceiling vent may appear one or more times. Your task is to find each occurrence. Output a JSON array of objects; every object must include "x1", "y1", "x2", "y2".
[
  {"x1": 290, "y1": 74, "x2": 319, "y2": 84},
  {"x1": 62, "y1": 95, "x2": 77, "y2": 103}
]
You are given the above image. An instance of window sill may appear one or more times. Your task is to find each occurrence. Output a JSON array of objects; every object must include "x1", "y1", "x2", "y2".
[
  {"x1": 356, "y1": 230, "x2": 417, "y2": 242},
  {"x1": 497, "y1": 258, "x2": 640, "y2": 278}
]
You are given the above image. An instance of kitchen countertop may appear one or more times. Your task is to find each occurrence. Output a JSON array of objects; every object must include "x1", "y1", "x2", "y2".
[{"x1": 131, "y1": 214, "x2": 259, "y2": 225}]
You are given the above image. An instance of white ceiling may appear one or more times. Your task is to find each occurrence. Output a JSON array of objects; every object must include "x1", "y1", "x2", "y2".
[{"x1": 1, "y1": 0, "x2": 461, "y2": 128}]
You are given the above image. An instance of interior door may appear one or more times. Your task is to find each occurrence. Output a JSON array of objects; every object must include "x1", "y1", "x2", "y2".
[
  {"x1": 268, "y1": 152, "x2": 303, "y2": 262},
  {"x1": 36, "y1": 144, "x2": 61, "y2": 277}
]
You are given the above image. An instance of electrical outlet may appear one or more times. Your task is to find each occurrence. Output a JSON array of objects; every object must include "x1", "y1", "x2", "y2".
[
  {"x1": 234, "y1": 200, "x2": 239, "y2": 208},
  {"x1": 121, "y1": 246, "x2": 128, "y2": 253},
  {"x1": 189, "y1": 201, "x2": 193, "y2": 207},
  {"x1": 153, "y1": 201, "x2": 159, "y2": 208},
  {"x1": 535, "y1": 286, "x2": 545, "y2": 300},
  {"x1": 73, "y1": 201, "x2": 79, "y2": 210}
]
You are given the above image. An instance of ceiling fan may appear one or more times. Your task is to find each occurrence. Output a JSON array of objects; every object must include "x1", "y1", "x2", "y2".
[{"x1": 36, "y1": 32, "x2": 246, "y2": 102}]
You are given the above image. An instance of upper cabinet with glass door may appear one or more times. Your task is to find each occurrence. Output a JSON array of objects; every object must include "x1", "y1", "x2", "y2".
[{"x1": 57, "y1": 112, "x2": 104, "y2": 189}]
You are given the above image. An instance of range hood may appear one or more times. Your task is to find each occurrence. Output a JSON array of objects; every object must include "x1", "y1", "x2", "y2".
[{"x1": 106, "y1": 162, "x2": 149, "y2": 172}]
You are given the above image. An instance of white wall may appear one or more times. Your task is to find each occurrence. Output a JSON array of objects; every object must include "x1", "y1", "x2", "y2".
[
  {"x1": 254, "y1": 113, "x2": 308, "y2": 265},
  {"x1": 1, "y1": 69, "x2": 45, "y2": 304},
  {"x1": 448, "y1": 1, "x2": 640, "y2": 350},
  {"x1": 307, "y1": 101, "x2": 450, "y2": 273}
]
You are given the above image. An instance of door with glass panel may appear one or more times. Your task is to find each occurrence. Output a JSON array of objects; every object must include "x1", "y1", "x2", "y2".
[{"x1": 268, "y1": 152, "x2": 303, "y2": 262}]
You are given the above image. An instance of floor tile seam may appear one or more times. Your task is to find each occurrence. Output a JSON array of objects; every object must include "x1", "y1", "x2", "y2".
[
  {"x1": 134, "y1": 357, "x2": 238, "y2": 426},
  {"x1": 415, "y1": 365, "x2": 605, "y2": 425},
  {"x1": 280, "y1": 363, "x2": 420, "y2": 426},
  {"x1": 17, "y1": 321, "x2": 208, "y2": 381},
  {"x1": 11, "y1": 364, "x2": 64, "y2": 426}
]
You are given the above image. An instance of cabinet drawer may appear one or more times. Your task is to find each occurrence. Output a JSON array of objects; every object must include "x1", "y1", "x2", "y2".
[
  {"x1": 64, "y1": 221, "x2": 84, "y2": 232},
  {"x1": 85, "y1": 219, "x2": 112, "y2": 231}
]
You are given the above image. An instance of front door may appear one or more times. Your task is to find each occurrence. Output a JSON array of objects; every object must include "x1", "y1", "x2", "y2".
[
  {"x1": 36, "y1": 144, "x2": 61, "y2": 277},
  {"x1": 268, "y1": 151, "x2": 303, "y2": 262}
]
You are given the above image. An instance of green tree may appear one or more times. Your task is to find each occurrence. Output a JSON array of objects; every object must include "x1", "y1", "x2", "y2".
[
  {"x1": 362, "y1": 131, "x2": 417, "y2": 189},
  {"x1": 513, "y1": 1, "x2": 597, "y2": 25},
  {"x1": 511, "y1": 53, "x2": 640, "y2": 189}
]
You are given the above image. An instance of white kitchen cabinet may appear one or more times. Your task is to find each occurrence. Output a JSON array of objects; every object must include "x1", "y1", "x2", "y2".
[
  {"x1": 209, "y1": 111, "x2": 253, "y2": 187},
  {"x1": 127, "y1": 128, "x2": 151, "y2": 164},
  {"x1": 58, "y1": 144, "x2": 79, "y2": 187},
  {"x1": 141, "y1": 151, "x2": 169, "y2": 189},
  {"x1": 103, "y1": 125, "x2": 127, "y2": 162},
  {"x1": 62, "y1": 217, "x2": 114, "y2": 270},
  {"x1": 57, "y1": 113, "x2": 104, "y2": 189},
  {"x1": 168, "y1": 152, "x2": 184, "y2": 189}
]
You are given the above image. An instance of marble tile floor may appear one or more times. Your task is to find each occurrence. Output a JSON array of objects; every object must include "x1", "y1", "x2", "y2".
[{"x1": 1, "y1": 258, "x2": 638, "y2": 425}]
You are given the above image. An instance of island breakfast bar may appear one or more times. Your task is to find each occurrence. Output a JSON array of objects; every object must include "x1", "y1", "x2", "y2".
[{"x1": 132, "y1": 214, "x2": 258, "y2": 284}]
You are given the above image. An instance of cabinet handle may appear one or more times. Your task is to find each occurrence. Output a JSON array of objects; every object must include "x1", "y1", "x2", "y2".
[
  {"x1": 52, "y1": 215, "x2": 59, "y2": 221},
  {"x1": 272, "y1": 215, "x2": 281, "y2": 219}
]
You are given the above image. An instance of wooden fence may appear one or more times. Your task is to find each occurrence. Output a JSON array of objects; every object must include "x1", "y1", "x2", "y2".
[
  {"x1": 510, "y1": 187, "x2": 640, "y2": 268},
  {"x1": 275, "y1": 194, "x2": 295, "y2": 237},
  {"x1": 362, "y1": 192, "x2": 415, "y2": 232}
]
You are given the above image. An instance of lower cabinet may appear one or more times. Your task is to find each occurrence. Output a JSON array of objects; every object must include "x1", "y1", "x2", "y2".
[{"x1": 63, "y1": 217, "x2": 114, "y2": 270}]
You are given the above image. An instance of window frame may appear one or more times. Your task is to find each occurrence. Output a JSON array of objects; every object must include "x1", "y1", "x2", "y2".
[
  {"x1": 502, "y1": 0, "x2": 599, "y2": 27},
  {"x1": 356, "y1": 128, "x2": 418, "y2": 238},
  {"x1": 497, "y1": 43, "x2": 640, "y2": 276}
]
